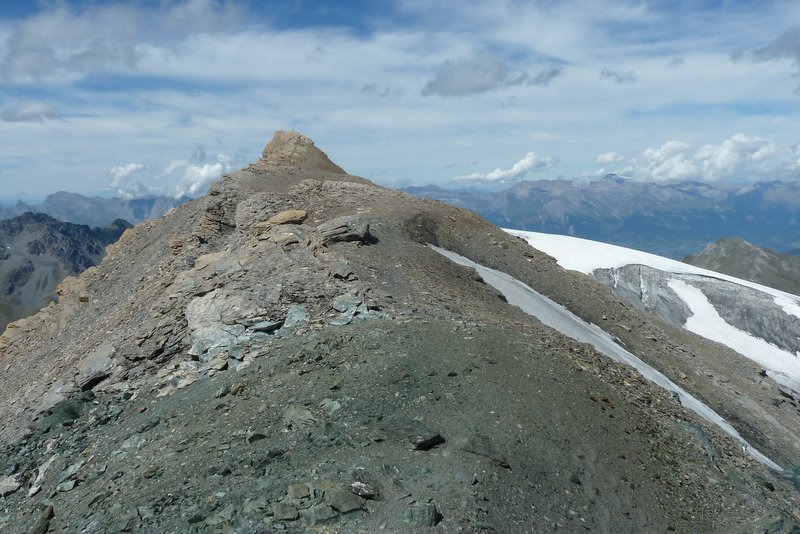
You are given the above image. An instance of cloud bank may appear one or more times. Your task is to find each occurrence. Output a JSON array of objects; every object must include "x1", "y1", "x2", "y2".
[
  {"x1": 1, "y1": 0, "x2": 241, "y2": 83},
  {"x1": 421, "y1": 54, "x2": 563, "y2": 96},
  {"x1": 621, "y1": 134, "x2": 799, "y2": 183},
  {"x1": 733, "y1": 26, "x2": 800, "y2": 91},
  {"x1": 109, "y1": 150, "x2": 243, "y2": 199},
  {"x1": 455, "y1": 152, "x2": 558, "y2": 183},
  {"x1": 0, "y1": 0, "x2": 798, "y2": 198}
]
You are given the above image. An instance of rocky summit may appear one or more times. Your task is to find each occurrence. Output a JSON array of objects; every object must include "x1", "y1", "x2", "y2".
[{"x1": 0, "y1": 131, "x2": 798, "y2": 533}]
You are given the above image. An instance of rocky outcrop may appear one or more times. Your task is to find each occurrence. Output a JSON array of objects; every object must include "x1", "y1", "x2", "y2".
[{"x1": 259, "y1": 130, "x2": 346, "y2": 174}]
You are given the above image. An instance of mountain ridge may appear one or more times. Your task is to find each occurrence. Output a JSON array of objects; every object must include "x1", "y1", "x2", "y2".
[
  {"x1": 0, "y1": 132, "x2": 798, "y2": 532},
  {"x1": 684, "y1": 237, "x2": 800, "y2": 296},
  {"x1": 0, "y1": 212, "x2": 131, "y2": 332},
  {"x1": 0, "y1": 191, "x2": 187, "y2": 227},
  {"x1": 404, "y1": 177, "x2": 800, "y2": 258}
]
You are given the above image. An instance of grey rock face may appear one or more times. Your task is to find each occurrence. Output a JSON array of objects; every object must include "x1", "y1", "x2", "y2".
[
  {"x1": 594, "y1": 265, "x2": 693, "y2": 327},
  {"x1": 317, "y1": 215, "x2": 370, "y2": 244},
  {"x1": 594, "y1": 264, "x2": 800, "y2": 356}
]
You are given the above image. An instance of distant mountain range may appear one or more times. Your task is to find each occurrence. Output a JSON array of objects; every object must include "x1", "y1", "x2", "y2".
[
  {"x1": 683, "y1": 237, "x2": 800, "y2": 296},
  {"x1": 0, "y1": 191, "x2": 187, "y2": 227},
  {"x1": 0, "y1": 213, "x2": 131, "y2": 332},
  {"x1": 403, "y1": 176, "x2": 800, "y2": 258}
]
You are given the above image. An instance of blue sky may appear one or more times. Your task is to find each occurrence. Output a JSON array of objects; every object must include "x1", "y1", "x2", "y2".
[{"x1": 0, "y1": 0, "x2": 799, "y2": 201}]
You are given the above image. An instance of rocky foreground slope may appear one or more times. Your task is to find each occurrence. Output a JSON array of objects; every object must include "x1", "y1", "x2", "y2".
[
  {"x1": 0, "y1": 213, "x2": 131, "y2": 332},
  {"x1": 0, "y1": 132, "x2": 798, "y2": 532},
  {"x1": 684, "y1": 237, "x2": 800, "y2": 296}
]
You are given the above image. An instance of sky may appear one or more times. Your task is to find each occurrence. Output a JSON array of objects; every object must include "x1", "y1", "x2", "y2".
[{"x1": 1, "y1": 0, "x2": 799, "y2": 201}]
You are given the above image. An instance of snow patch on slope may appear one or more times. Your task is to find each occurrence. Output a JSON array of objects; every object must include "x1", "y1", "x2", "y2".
[
  {"x1": 668, "y1": 280, "x2": 800, "y2": 391},
  {"x1": 775, "y1": 295, "x2": 800, "y2": 320},
  {"x1": 505, "y1": 229, "x2": 800, "y2": 394},
  {"x1": 505, "y1": 229, "x2": 800, "y2": 301},
  {"x1": 430, "y1": 245, "x2": 782, "y2": 471}
]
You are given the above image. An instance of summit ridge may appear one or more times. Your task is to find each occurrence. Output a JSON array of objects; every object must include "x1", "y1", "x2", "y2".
[{"x1": 0, "y1": 132, "x2": 798, "y2": 532}]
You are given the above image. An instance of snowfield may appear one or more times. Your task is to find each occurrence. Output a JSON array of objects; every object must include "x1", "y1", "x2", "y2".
[{"x1": 505, "y1": 230, "x2": 800, "y2": 393}]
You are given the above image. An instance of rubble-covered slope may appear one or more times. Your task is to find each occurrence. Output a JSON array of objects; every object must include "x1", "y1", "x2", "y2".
[{"x1": 0, "y1": 132, "x2": 798, "y2": 532}]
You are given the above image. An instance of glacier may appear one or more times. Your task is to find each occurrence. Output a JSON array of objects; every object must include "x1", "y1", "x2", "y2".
[{"x1": 505, "y1": 230, "x2": 800, "y2": 394}]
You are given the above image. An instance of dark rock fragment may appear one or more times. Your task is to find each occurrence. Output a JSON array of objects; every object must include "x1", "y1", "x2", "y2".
[
  {"x1": 136, "y1": 416, "x2": 161, "y2": 434},
  {"x1": 324, "y1": 485, "x2": 365, "y2": 513},
  {"x1": 317, "y1": 216, "x2": 370, "y2": 244},
  {"x1": 383, "y1": 418, "x2": 445, "y2": 450}
]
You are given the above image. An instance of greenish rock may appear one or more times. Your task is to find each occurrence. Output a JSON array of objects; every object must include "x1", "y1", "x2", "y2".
[
  {"x1": 300, "y1": 504, "x2": 338, "y2": 525},
  {"x1": 241, "y1": 497, "x2": 269, "y2": 516},
  {"x1": 250, "y1": 320, "x2": 284, "y2": 333},
  {"x1": 204, "y1": 503, "x2": 237, "y2": 526},
  {"x1": 401, "y1": 503, "x2": 440, "y2": 527},
  {"x1": 283, "y1": 305, "x2": 309, "y2": 329},
  {"x1": 330, "y1": 310, "x2": 356, "y2": 326},
  {"x1": 287, "y1": 483, "x2": 310, "y2": 500},
  {"x1": 26, "y1": 516, "x2": 50, "y2": 534},
  {"x1": 137, "y1": 506, "x2": 155, "y2": 521},
  {"x1": 325, "y1": 486, "x2": 364, "y2": 513},
  {"x1": 333, "y1": 293, "x2": 361, "y2": 313},
  {"x1": 272, "y1": 502, "x2": 299, "y2": 521},
  {"x1": 55, "y1": 479, "x2": 77, "y2": 493},
  {"x1": 0, "y1": 474, "x2": 20, "y2": 497}
]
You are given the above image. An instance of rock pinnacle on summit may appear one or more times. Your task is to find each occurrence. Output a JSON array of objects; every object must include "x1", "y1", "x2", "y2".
[{"x1": 256, "y1": 130, "x2": 346, "y2": 174}]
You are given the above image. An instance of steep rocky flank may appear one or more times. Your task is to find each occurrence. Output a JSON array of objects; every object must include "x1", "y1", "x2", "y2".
[
  {"x1": 0, "y1": 132, "x2": 799, "y2": 532},
  {"x1": 0, "y1": 213, "x2": 131, "y2": 332},
  {"x1": 684, "y1": 237, "x2": 800, "y2": 296}
]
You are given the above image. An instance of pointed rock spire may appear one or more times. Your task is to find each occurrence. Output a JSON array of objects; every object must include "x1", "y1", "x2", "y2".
[{"x1": 260, "y1": 131, "x2": 346, "y2": 174}]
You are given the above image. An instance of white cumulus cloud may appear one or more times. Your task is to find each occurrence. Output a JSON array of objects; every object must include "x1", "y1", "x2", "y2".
[
  {"x1": 109, "y1": 150, "x2": 242, "y2": 199},
  {"x1": 594, "y1": 152, "x2": 625, "y2": 164},
  {"x1": 109, "y1": 163, "x2": 144, "y2": 183},
  {"x1": 455, "y1": 151, "x2": 558, "y2": 183},
  {"x1": 621, "y1": 134, "x2": 799, "y2": 183}
]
